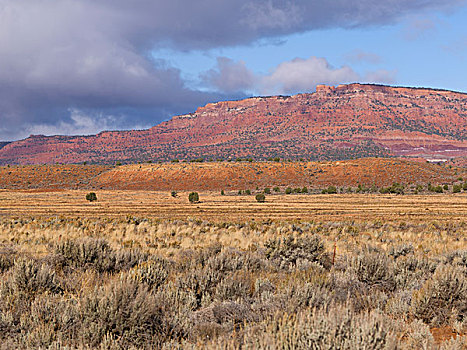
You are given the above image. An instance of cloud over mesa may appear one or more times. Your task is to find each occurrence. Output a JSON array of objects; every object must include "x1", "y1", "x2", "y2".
[
  {"x1": 0, "y1": 0, "x2": 464, "y2": 140},
  {"x1": 203, "y1": 56, "x2": 395, "y2": 95}
]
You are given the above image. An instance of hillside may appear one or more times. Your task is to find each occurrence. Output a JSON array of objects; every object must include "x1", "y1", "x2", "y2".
[
  {"x1": 0, "y1": 158, "x2": 464, "y2": 191},
  {"x1": 1, "y1": 83, "x2": 466, "y2": 165},
  {"x1": 0, "y1": 142, "x2": 9, "y2": 150}
]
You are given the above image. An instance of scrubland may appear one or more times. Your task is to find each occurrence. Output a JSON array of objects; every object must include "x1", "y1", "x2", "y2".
[{"x1": 0, "y1": 212, "x2": 466, "y2": 349}]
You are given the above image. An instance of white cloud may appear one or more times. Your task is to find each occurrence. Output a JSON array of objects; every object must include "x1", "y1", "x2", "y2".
[
  {"x1": 204, "y1": 56, "x2": 397, "y2": 95},
  {"x1": 24, "y1": 109, "x2": 145, "y2": 137},
  {"x1": 260, "y1": 57, "x2": 359, "y2": 94}
]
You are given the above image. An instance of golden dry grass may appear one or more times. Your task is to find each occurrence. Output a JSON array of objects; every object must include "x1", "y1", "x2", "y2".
[{"x1": 1, "y1": 189, "x2": 466, "y2": 223}]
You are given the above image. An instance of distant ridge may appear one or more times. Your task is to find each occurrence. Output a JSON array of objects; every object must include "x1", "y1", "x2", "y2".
[
  {"x1": 0, "y1": 83, "x2": 466, "y2": 165},
  {"x1": 0, "y1": 142, "x2": 10, "y2": 150}
]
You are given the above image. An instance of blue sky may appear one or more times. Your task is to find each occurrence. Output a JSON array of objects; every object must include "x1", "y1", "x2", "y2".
[
  {"x1": 0, "y1": 0, "x2": 466, "y2": 141},
  {"x1": 155, "y1": 5, "x2": 467, "y2": 94}
]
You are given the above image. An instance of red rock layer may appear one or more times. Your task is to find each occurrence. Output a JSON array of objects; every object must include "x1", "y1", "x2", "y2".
[{"x1": 0, "y1": 83, "x2": 466, "y2": 165}]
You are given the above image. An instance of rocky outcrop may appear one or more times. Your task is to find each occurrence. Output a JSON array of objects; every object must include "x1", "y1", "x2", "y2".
[{"x1": 0, "y1": 83, "x2": 466, "y2": 165}]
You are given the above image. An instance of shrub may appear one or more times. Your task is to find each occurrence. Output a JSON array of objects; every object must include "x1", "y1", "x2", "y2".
[
  {"x1": 411, "y1": 264, "x2": 467, "y2": 325},
  {"x1": 245, "y1": 189, "x2": 251, "y2": 195},
  {"x1": 443, "y1": 184, "x2": 449, "y2": 191},
  {"x1": 85, "y1": 192, "x2": 97, "y2": 202},
  {"x1": 263, "y1": 188, "x2": 271, "y2": 194},
  {"x1": 11, "y1": 258, "x2": 61, "y2": 295},
  {"x1": 350, "y1": 250, "x2": 394, "y2": 290},
  {"x1": 220, "y1": 190, "x2": 224, "y2": 195},
  {"x1": 189, "y1": 192, "x2": 199, "y2": 203},
  {"x1": 301, "y1": 187, "x2": 308, "y2": 193},
  {"x1": 428, "y1": 184, "x2": 443, "y2": 193},
  {"x1": 171, "y1": 191, "x2": 177, "y2": 198},
  {"x1": 255, "y1": 193, "x2": 266, "y2": 203},
  {"x1": 285, "y1": 187, "x2": 292, "y2": 194},
  {"x1": 264, "y1": 235, "x2": 329, "y2": 269},
  {"x1": 380, "y1": 182, "x2": 404, "y2": 195},
  {"x1": 127, "y1": 258, "x2": 169, "y2": 290},
  {"x1": 80, "y1": 280, "x2": 166, "y2": 347},
  {"x1": 452, "y1": 184, "x2": 462, "y2": 193},
  {"x1": 0, "y1": 245, "x2": 16, "y2": 272},
  {"x1": 55, "y1": 238, "x2": 145, "y2": 273},
  {"x1": 322, "y1": 185, "x2": 337, "y2": 194},
  {"x1": 273, "y1": 186, "x2": 280, "y2": 192},
  {"x1": 223, "y1": 305, "x2": 395, "y2": 349}
]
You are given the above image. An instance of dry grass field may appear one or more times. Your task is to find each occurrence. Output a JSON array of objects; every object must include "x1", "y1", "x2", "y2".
[
  {"x1": 1, "y1": 189, "x2": 466, "y2": 223},
  {"x1": 0, "y1": 189, "x2": 466, "y2": 349}
]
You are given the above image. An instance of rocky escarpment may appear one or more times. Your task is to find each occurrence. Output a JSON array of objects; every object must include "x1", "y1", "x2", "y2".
[{"x1": 0, "y1": 83, "x2": 466, "y2": 165}]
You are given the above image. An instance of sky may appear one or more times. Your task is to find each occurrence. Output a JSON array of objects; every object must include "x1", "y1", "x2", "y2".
[{"x1": 1, "y1": 0, "x2": 467, "y2": 141}]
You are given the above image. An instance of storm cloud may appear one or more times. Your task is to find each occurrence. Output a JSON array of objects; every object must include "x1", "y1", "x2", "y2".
[{"x1": 0, "y1": 0, "x2": 465, "y2": 140}]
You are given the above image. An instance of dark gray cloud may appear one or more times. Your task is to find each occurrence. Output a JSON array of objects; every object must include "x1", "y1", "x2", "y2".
[{"x1": 0, "y1": 0, "x2": 465, "y2": 140}]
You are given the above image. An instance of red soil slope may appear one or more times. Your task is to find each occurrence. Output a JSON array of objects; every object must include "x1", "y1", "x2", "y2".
[
  {"x1": 93, "y1": 158, "x2": 464, "y2": 191},
  {"x1": 1, "y1": 83, "x2": 466, "y2": 165},
  {"x1": 0, "y1": 165, "x2": 111, "y2": 190},
  {"x1": 0, "y1": 159, "x2": 463, "y2": 191}
]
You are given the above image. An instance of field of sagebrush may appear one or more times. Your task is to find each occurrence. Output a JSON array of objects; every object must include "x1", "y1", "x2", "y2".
[{"x1": 0, "y1": 217, "x2": 466, "y2": 349}]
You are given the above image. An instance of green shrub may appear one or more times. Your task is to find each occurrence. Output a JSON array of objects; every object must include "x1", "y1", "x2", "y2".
[
  {"x1": 452, "y1": 184, "x2": 462, "y2": 193},
  {"x1": 189, "y1": 192, "x2": 199, "y2": 203},
  {"x1": 285, "y1": 187, "x2": 292, "y2": 194},
  {"x1": 380, "y1": 183, "x2": 404, "y2": 195},
  {"x1": 85, "y1": 192, "x2": 97, "y2": 202},
  {"x1": 428, "y1": 184, "x2": 443, "y2": 193},
  {"x1": 273, "y1": 186, "x2": 280, "y2": 192},
  {"x1": 255, "y1": 193, "x2": 266, "y2": 203},
  {"x1": 263, "y1": 188, "x2": 271, "y2": 194},
  {"x1": 220, "y1": 190, "x2": 224, "y2": 195},
  {"x1": 323, "y1": 185, "x2": 337, "y2": 194},
  {"x1": 245, "y1": 189, "x2": 251, "y2": 195},
  {"x1": 171, "y1": 191, "x2": 177, "y2": 198},
  {"x1": 301, "y1": 187, "x2": 308, "y2": 193}
]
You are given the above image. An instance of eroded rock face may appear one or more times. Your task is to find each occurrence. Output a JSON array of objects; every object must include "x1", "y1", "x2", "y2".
[{"x1": 1, "y1": 83, "x2": 466, "y2": 165}]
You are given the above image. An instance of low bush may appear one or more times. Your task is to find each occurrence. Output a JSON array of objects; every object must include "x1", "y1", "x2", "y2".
[
  {"x1": 264, "y1": 235, "x2": 329, "y2": 269},
  {"x1": 411, "y1": 264, "x2": 467, "y2": 325},
  {"x1": 85, "y1": 192, "x2": 97, "y2": 202},
  {"x1": 188, "y1": 192, "x2": 199, "y2": 203}
]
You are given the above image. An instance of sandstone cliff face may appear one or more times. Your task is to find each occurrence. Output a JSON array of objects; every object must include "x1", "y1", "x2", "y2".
[{"x1": 1, "y1": 83, "x2": 466, "y2": 165}]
